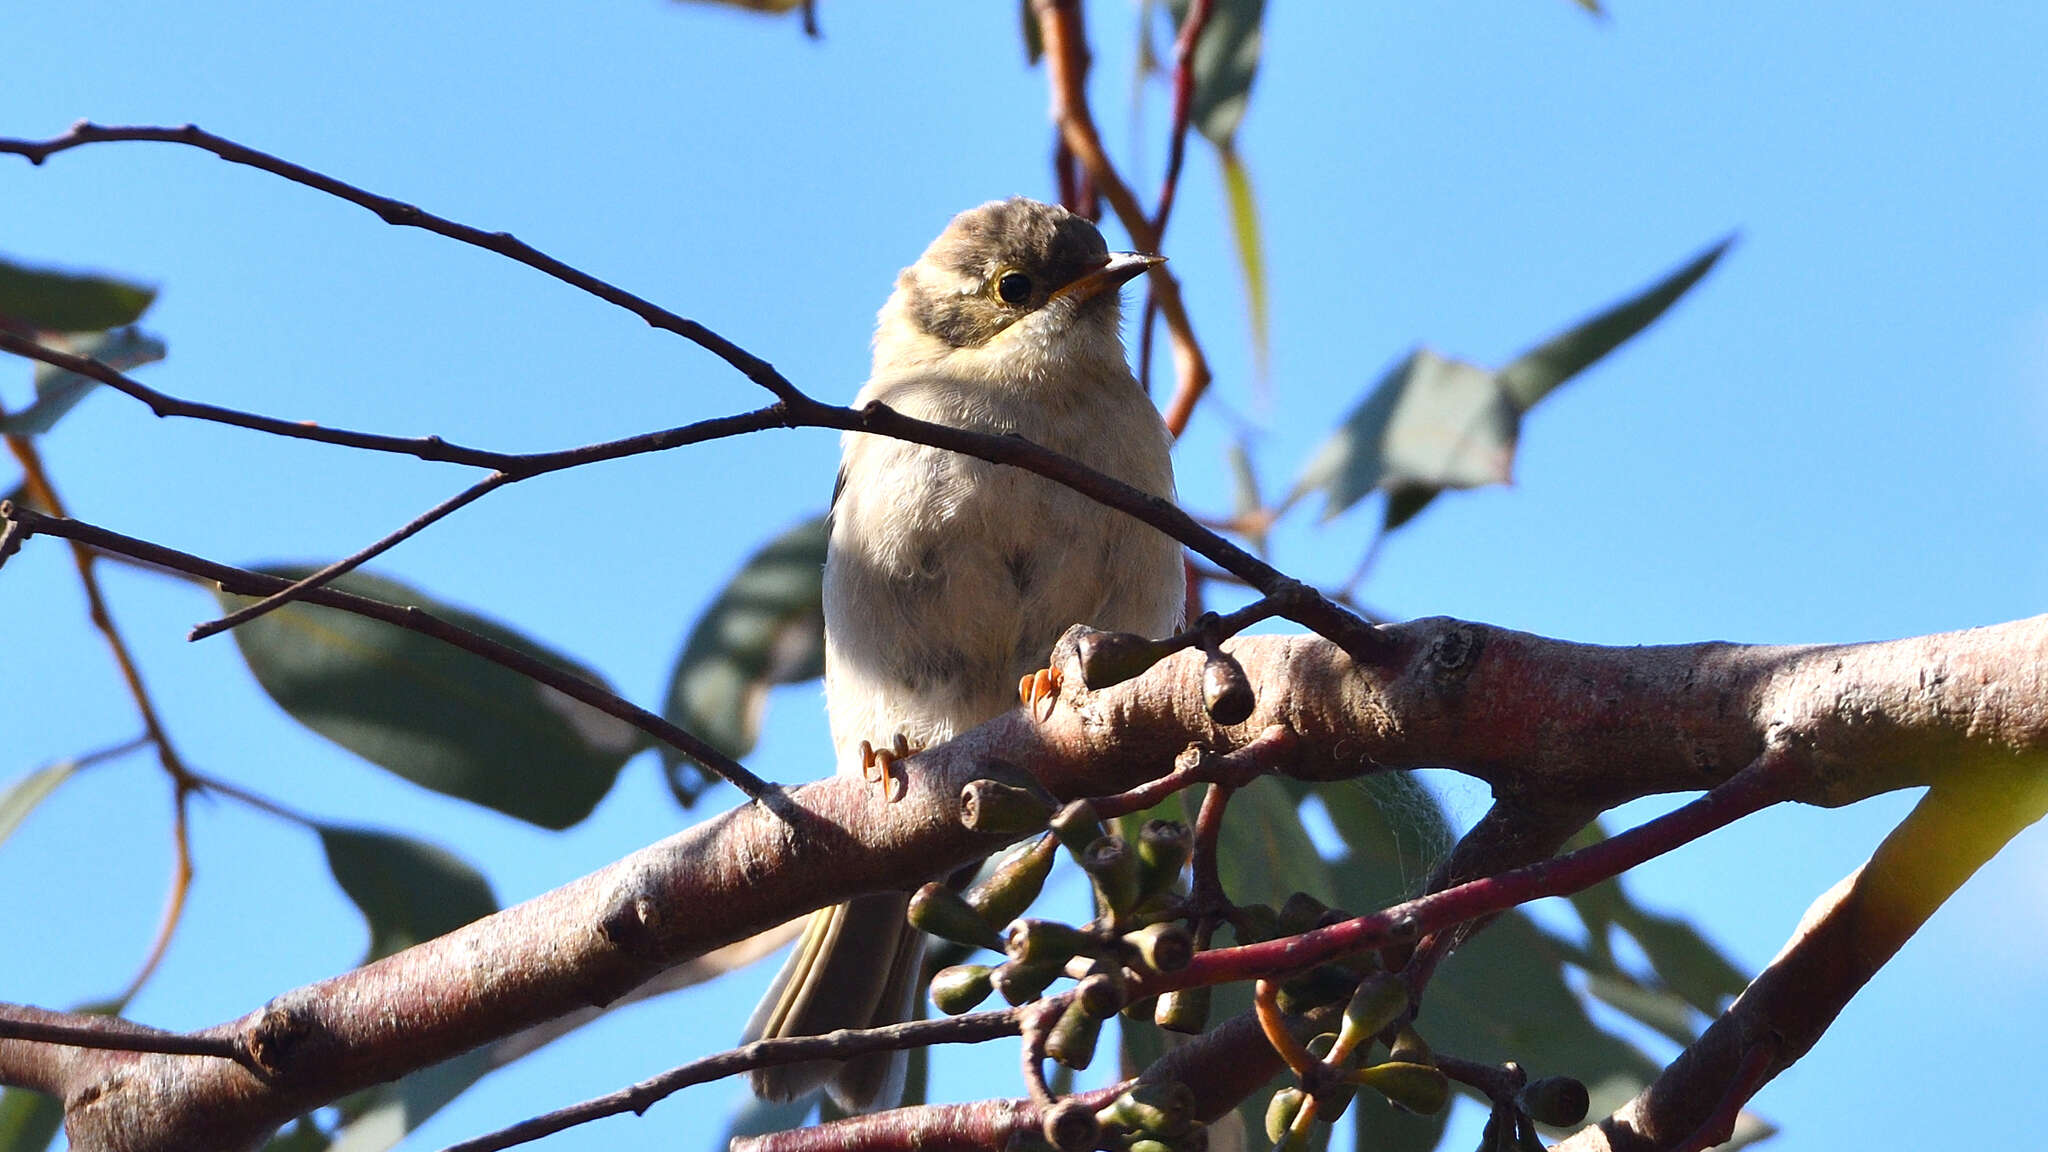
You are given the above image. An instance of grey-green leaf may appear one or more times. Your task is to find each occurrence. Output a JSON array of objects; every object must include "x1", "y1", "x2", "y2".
[
  {"x1": 1497, "y1": 236, "x2": 1734, "y2": 410},
  {"x1": 0, "y1": 327, "x2": 166, "y2": 436},
  {"x1": 0, "y1": 762, "x2": 76, "y2": 851},
  {"x1": 0, "y1": 256, "x2": 156, "y2": 333},
  {"x1": 1169, "y1": 0, "x2": 1266, "y2": 146},
  {"x1": 0, "y1": 1088, "x2": 62, "y2": 1152},
  {"x1": 319, "y1": 825, "x2": 497, "y2": 961},
  {"x1": 661, "y1": 516, "x2": 826, "y2": 802},
  {"x1": 1291, "y1": 348, "x2": 1519, "y2": 521},
  {"x1": 222, "y1": 567, "x2": 639, "y2": 828}
]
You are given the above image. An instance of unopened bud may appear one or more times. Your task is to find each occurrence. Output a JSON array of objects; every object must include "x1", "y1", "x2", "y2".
[
  {"x1": 1006, "y1": 918, "x2": 1099, "y2": 966},
  {"x1": 1075, "y1": 628, "x2": 1173, "y2": 691},
  {"x1": 1264, "y1": 1087, "x2": 1308, "y2": 1145},
  {"x1": 960, "y1": 778, "x2": 1055, "y2": 835},
  {"x1": 1099, "y1": 1079, "x2": 1195, "y2": 1139},
  {"x1": 1046, "y1": 998, "x2": 1104, "y2": 1070},
  {"x1": 1050, "y1": 799, "x2": 1110, "y2": 856},
  {"x1": 1135, "y1": 820, "x2": 1193, "y2": 898},
  {"x1": 1201, "y1": 651, "x2": 1255, "y2": 726},
  {"x1": 908, "y1": 882, "x2": 1003, "y2": 951},
  {"x1": 1121, "y1": 922, "x2": 1195, "y2": 974},
  {"x1": 929, "y1": 964, "x2": 995, "y2": 1015},
  {"x1": 1338, "y1": 973, "x2": 1408, "y2": 1052},
  {"x1": 1042, "y1": 1098, "x2": 1101, "y2": 1152},
  {"x1": 992, "y1": 957, "x2": 1063, "y2": 1006},
  {"x1": 966, "y1": 833, "x2": 1059, "y2": 928},
  {"x1": 1517, "y1": 1075, "x2": 1590, "y2": 1128},
  {"x1": 1351, "y1": 1061, "x2": 1448, "y2": 1116},
  {"x1": 1154, "y1": 985, "x2": 1211, "y2": 1034},
  {"x1": 1081, "y1": 835, "x2": 1140, "y2": 915}
]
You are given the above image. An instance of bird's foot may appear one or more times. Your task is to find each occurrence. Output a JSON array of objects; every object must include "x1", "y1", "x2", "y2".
[
  {"x1": 858, "y1": 733, "x2": 912, "y2": 803},
  {"x1": 1018, "y1": 666, "x2": 1062, "y2": 723}
]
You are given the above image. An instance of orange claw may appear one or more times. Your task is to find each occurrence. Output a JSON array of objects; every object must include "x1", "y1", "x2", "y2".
[
  {"x1": 859, "y1": 735, "x2": 912, "y2": 803},
  {"x1": 1019, "y1": 667, "x2": 1062, "y2": 723}
]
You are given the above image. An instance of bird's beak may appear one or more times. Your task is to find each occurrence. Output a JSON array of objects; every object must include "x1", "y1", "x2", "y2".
[{"x1": 1051, "y1": 251, "x2": 1165, "y2": 304}]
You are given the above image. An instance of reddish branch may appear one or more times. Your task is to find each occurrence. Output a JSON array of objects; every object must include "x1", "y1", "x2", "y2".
[{"x1": 1033, "y1": 0, "x2": 1214, "y2": 435}]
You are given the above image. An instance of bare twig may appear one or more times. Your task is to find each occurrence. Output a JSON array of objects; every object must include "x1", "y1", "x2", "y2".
[
  {"x1": 440, "y1": 1004, "x2": 1036, "y2": 1152},
  {"x1": 189, "y1": 472, "x2": 512, "y2": 639},
  {"x1": 0, "y1": 502, "x2": 779, "y2": 802},
  {"x1": 0, "y1": 1006, "x2": 248, "y2": 1067},
  {"x1": 0, "y1": 331, "x2": 1390, "y2": 661},
  {"x1": 0, "y1": 123, "x2": 803, "y2": 404},
  {"x1": 3, "y1": 426, "x2": 200, "y2": 1001}
]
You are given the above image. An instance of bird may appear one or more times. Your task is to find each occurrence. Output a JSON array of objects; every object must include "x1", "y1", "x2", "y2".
[{"x1": 741, "y1": 197, "x2": 1186, "y2": 1112}]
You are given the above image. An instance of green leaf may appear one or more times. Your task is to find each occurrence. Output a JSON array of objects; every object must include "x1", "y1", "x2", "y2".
[
  {"x1": 1301, "y1": 774, "x2": 1454, "y2": 913},
  {"x1": 1405, "y1": 909, "x2": 1660, "y2": 1128},
  {"x1": 0, "y1": 256, "x2": 155, "y2": 333},
  {"x1": 1169, "y1": 0, "x2": 1266, "y2": 146},
  {"x1": 0, "y1": 326, "x2": 166, "y2": 436},
  {"x1": 260, "y1": 1117, "x2": 332, "y2": 1152},
  {"x1": 222, "y1": 567, "x2": 638, "y2": 828},
  {"x1": 1021, "y1": 0, "x2": 1044, "y2": 64},
  {"x1": 1291, "y1": 348, "x2": 1519, "y2": 522},
  {"x1": 1497, "y1": 237, "x2": 1734, "y2": 410},
  {"x1": 319, "y1": 825, "x2": 497, "y2": 961},
  {"x1": 0, "y1": 763, "x2": 76, "y2": 850},
  {"x1": 1581, "y1": 972, "x2": 1700, "y2": 1048},
  {"x1": 1563, "y1": 823, "x2": 1748, "y2": 1017},
  {"x1": 1291, "y1": 237, "x2": 1731, "y2": 531},
  {"x1": 1220, "y1": 145, "x2": 1271, "y2": 391},
  {"x1": 0, "y1": 1089, "x2": 62, "y2": 1152},
  {"x1": 661, "y1": 516, "x2": 826, "y2": 802}
]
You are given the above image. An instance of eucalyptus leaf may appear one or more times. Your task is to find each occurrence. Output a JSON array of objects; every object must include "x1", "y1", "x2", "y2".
[
  {"x1": 1497, "y1": 237, "x2": 1733, "y2": 410},
  {"x1": 260, "y1": 1117, "x2": 332, "y2": 1152},
  {"x1": 0, "y1": 1089, "x2": 61, "y2": 1152},
  {"x1": 0, "y1": 255, "x2": 155, "y2": 333},
  {"x1": 222, "y1": 567, "x2": 638, "y2": 828},
  {"x1": 1221, "y1": 146, "x2": 1270, "y2": 388},
  {"x1": 661, "y1": 516, "x2": 826, "y2": 802},
  {"x1": 1408, "y1": 910, "x2": 1661, "y2": 1127},
  {"x1": 1168, "y1": 0, "x2": 1266, "y2": 146},
  {"x1": 1291, "y1": 348, "x2": 1518, "y2": 522},
  {"x1": 318, "y1": 825, "x2": 497, "y2": 961},
  {"x1": 0, "y1": 762, "x2": 76, "y2": 850},
  {"x1": 0, "y1": 326, "x2": 166, "y2": 436}
]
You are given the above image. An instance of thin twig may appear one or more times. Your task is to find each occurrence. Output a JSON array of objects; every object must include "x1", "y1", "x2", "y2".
[
  {"x1": 0, "y1": 1008, "x2": 248, "y2": 1067},
  {"x1": 189, "y1": 472, "x2": 513, "y2": 639},
  {"x1": 3, "y1": 427, "x2": 200, "y2": 1001},
  {"x1": 0, "y1": 502, "x2": 779, "y2": 803},
  {"x1": 0, "y1": 123, "x2": 803, "y2": 405},
  {"x1": 438, "y1": 1003, "x2": 1035, "y2": 1152},
  {"x1": 0, "y1": 331, "x2": 1389, "y2": 661},
  {"x1": 118, "y1": 782, "x2": 195, "y2": 1004}
]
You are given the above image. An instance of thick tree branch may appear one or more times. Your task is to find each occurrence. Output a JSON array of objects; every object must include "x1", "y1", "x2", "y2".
[{"x1": 0, "y1": 615, "x2": 2036, "y2": 1150}]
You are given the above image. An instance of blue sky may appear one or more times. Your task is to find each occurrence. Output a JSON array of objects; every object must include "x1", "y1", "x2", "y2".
[{"x1": 3, "y1": 2, "x2": 2044, "y2": 1150}]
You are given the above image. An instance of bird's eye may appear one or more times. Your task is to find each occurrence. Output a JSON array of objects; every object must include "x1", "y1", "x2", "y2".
[{"x1": 996, "y1": 270, "x2": 1032, "y2": 305}]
